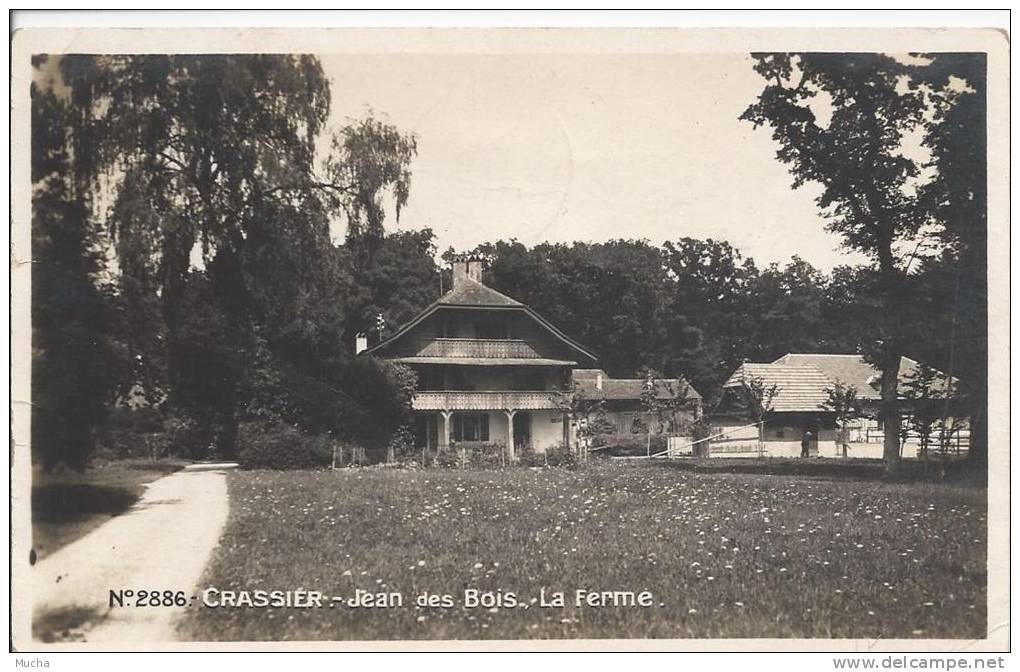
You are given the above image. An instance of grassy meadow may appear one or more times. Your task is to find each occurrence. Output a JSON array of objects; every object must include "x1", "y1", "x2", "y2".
[{"x1": 179, "y1": 461, "x2": 986, "y2": 641}]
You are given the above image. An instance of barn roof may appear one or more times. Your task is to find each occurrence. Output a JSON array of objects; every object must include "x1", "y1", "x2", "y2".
[
  {"x1": 723, "y1": 363, "x2": 833, "y2": 412},
  {"x1": 573, "y1": 369, "x2": 703, "y2": 401},
  {"x1": 771, "y1": 353, "x2": 950, "y2": 401},
  {"x1": 721, "y1": 354, "x2": 956, "y2": 413}
]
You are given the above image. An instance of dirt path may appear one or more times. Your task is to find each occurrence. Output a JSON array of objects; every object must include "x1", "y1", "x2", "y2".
[{"x1": 31, "y1": 463, "x2": 235, "y2": 645}]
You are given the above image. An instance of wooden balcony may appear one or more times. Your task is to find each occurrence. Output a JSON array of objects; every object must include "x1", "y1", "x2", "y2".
[
  {"x1": 412, "y1": 390, "x2": 561, "y2": 411},
  {"x1": 413, "y1": 338, "x2": 541, "y2": 359}
]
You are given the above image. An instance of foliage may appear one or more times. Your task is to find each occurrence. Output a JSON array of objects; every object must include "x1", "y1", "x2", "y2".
[
  {"x1": 901, "y1": 363, "x2": 959, "y2": 460},
  {"x1": 691, "y1": 417, "x2": 713, "y2": 457},
  {"x1": 334, "y1": 358, "x2": 418, "y2": 449},
  {"x1": 638, "y1": 368, "x2": 694, "y2": 434},
  {"x1": 733, "y1": 374, "x2": 780, "y2": 425},
  {"x1": 236, "y1": 422, "x2": 333, "y2": 470},
  {"x1": 598, "y1": 433, "x2": 668, "y2": 457},
  {"x1": 475, "y1": 239, "x2": 670, "y2": 378},
  {"x1": 539, "y1": 443, "x2": 580, "y2": 468},
  {"x1": 344, "y1": 228, "x2": 440, "y2": 343},
  {"x1": 740, "y1": 53, "x2": 952, "y2": 475},
  {"x1": 552, "y1": 382, "x2": 606, "y2": 451},
  {"x1": 324, "y1": 113, "x2": 418, "y2": 242},
  {"x1": 469, "y1": 237, "x2": 921, "y2": 410},
  {"x1": 822, "y1": 379, "x2": 864, "y2": 449},
  {"x1": 464, "y1": 442, "x2": 511, "y2": 469},
  {"x1": 44, "y1": 54, "x2": 422, "y2": 463},
  {"x1": 94, "y1": 408, "x2": 171, "y2": 461},
  {"x1": 913, "y1": 54, "x2": 988, "y2": 470},
  {"x1": 30, "y1": 73, "x2": 118, "y2": 471},
  {"x1": 386, "y1": 425, "x2": 417, "y2": 463}
]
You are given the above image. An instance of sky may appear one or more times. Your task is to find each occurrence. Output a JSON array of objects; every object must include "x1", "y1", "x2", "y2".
[{"x1": 319, "y1": 52, "x2": 869, "y2": 271}]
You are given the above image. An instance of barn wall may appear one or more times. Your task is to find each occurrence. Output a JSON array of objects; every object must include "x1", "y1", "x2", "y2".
[{"x1": 709, "y1": 415, "x2": 838, "y2": 458}]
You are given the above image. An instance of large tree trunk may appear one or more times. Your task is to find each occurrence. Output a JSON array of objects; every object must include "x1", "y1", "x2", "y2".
[
  {"x1": 876, "y1": 238, "x2": 903, "y2": 477},
  {"x1": 880, "y1": 350, "x2": 902, "y2": 476}
]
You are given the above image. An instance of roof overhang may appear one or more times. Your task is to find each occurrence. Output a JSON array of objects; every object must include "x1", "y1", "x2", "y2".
[
  {"x1": 363, "y1": 302, "x2": 598, "y2": 364},
  {"x1": 390, "y1": 357, "x2": 578, "y2": 366}
]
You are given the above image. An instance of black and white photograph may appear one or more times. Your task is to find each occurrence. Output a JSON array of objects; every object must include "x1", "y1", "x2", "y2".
[{"x1": 9, "y1": 16, "x2": 1010, "y2": 656}]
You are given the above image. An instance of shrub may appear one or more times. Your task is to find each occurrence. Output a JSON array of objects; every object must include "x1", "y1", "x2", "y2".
[
  {"x1": 515, "y1": 443, "x2": 581, "y2": 468},
  {"x1": 237, "y1": 422, "x2": 333, "y2": 470},
  {"x1": 465, "y1": 442, "x2": 509, "y2": 469},
  {"x1": 691, "y1": 418, "x2": 713, "y2": 457},
  {"x1": 543, "y1": 443, "x2": 581, "y2": 468},
  {"x1": 95, "y1": 408, "x2": 193, "y2": 461},
  {"x1": 435, "y1": 447, "x2": 460, "y2": 469},
  {"x1": 599, "y1": 432, "x2": 667, "y2": 457}
]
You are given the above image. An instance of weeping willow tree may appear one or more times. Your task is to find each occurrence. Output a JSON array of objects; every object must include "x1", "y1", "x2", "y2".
[{"x1": 35, "y1": 54, "x2": 417, "y2": 462}]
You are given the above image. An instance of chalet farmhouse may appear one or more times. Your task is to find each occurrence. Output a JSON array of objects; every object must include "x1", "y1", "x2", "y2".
[
  {"x1": 713, "y1": 353, "x2": 963, "y2": 458},
  {"x1": 363, "y1": 254, "x2": 701, "y2": 456}
]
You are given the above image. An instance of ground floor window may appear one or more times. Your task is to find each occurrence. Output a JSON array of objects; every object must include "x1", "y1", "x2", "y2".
[{"x1": 453, "y1": 413, "x2": 489, "y2": 442}]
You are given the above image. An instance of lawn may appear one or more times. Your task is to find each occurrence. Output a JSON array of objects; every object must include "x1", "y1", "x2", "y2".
[
  {"x1": 179, "y1": 462, "x2": 986, "y2": 641},
  {"x1": 31, "y1": 459, "x2": 187, "y2": 561}
]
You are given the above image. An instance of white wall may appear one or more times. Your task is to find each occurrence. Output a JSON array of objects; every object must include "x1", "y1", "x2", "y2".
[
  {"x1": 709, "y1": 419, "x2": 839, "y2": 458},
  {"x1": 444, "y1": 410, "x2": 564, "y2": 454},
  {"x1": 529, "y1": 410, "x2": 566, "y2": 452}
]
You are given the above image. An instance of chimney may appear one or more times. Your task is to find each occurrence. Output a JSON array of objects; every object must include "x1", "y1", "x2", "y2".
[
  {"x1": 452, "y1": 253, "x2": 485, "y2": 288},
  {"x1": 596, "y1": 372, "x2": 603, "y2": 390},
  {"x1": 355, "y1": 333, "x2": 369, "y2": 355}
]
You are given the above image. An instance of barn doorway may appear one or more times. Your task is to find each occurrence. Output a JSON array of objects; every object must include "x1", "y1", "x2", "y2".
[{"x1": 802, "y1": 419, "x2": 820, "y2": 457}]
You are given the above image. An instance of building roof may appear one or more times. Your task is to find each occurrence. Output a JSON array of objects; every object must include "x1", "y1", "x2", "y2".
[
  {"x1": 721, "y1": 354, "x2": 956, "y2": 413},
  {"x1": 572, "y1": 369, "x2": 703, "y2": 402},
  {"x1": 363, "y1": 278, "x2": 598, "y2": 363},
  {"x1": 435, "y1": 277, "x2": 523, "y2": 307},
  {"x1": 771, "y1": 353, "x2": 949, "y2": 401},
  {"x1": 723, "y1": 363, "x2": 833, "y2": 412}
]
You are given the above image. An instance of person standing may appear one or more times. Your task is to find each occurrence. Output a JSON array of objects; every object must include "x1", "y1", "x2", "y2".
[{"x1": 801, "y1": 429, "x2": 814, "y2": 458}]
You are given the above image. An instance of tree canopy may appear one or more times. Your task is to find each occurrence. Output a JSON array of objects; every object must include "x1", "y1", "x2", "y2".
[{"x1": 740, "y1": 52, "x2": 986, "y2": 475}]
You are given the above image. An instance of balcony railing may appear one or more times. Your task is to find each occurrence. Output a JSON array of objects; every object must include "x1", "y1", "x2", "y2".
[
  {"x1": 412, "y1": 338, "x2": 541, "y2": 359},
  {"x1": 412, "y1": 390, "x2": 561, "y2": 411}
]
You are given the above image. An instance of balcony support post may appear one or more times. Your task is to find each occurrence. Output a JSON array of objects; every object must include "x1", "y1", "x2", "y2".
[
  {"x1": 505, "y1": 409, "x2": 517, "y2": 463},
  {"x1": 439, "y1": 410, "x2": 452, "y2": 450}
]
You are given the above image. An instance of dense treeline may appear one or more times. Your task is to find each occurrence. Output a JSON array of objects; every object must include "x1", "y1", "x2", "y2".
[{"x1": 447, "y1": 238, "x2": 968, "y2": 409}]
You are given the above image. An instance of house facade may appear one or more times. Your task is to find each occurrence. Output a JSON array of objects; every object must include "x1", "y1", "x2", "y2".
[
  {"x1": 364, "y1": 254, "x2": 701, "y2": 457},
  {"x1": 572, "y1": 368, "x2": 702, "y2": 439},
  {"x1": 362, "y1": 254, "x2": 591, "y2": 456},
  {"x1": 712, "y1": 353, "x2": 963, "y2": 458}
]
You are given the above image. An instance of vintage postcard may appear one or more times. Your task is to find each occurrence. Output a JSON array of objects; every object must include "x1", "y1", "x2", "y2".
[{"x1": 9, "y1": 23, "x2": 1010, "y2": 654}]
